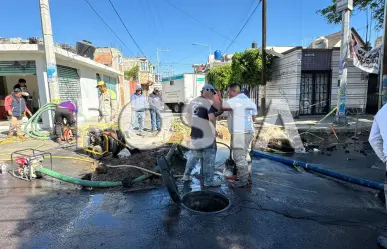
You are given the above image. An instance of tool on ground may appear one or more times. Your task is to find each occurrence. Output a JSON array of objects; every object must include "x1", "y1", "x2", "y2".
[{"x1": 80, "y1": 127, "x2": 131, "y2": 159}]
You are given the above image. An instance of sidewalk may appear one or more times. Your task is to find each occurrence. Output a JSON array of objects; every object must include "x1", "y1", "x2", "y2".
[{"x1": 255, "y1": 114, "x2": 374, "y2": 134}]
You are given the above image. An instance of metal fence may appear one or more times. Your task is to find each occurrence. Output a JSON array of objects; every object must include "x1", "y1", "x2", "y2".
[{"x1": 241, "y1": 84, "x2": 260, "y2": 109}]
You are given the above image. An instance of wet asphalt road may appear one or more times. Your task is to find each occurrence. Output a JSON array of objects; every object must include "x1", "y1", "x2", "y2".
[{"x1": 0, "y1": 146, "x2": 387, "y2": 249}]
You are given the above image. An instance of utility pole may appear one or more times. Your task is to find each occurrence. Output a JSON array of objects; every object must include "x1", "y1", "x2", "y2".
[
  {"x1": 334, "y1": 0, "x2": 353, "y2": 124},
  {"x1": 259, "y1": 0, "x2": 266, "y2": 116},
  {"x1": 39, "y1": 0, "x2": 60, "y2": 103},
  {"x1": 380, "y1": 0, "x2": 387, "y2": 107},
  {"x1": 156, "y1": 48, "x2": 169, "y2": 85}
]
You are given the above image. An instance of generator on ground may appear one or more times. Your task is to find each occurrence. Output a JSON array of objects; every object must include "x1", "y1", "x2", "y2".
[
  {"x1": 10, "y1": 149, "x2": 53, "y2": 181},
  {"x1": 80, "y1": 127, "x2": 127, "y2": 159}
]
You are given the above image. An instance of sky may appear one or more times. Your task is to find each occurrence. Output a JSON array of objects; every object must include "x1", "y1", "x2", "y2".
[{"x1": 0, "y1": 0, "x2": 382, "y2": 74}]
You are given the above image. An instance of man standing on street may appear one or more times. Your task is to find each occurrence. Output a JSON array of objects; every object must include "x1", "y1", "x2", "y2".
[
  {"x1": 5, "y1": 88, "x2": 32, "y2": 139},
  {"x1": 212, "y1": 83, "x2": 257, "y2": 188},
  {"x1": 96, "y1": 81, "x2": 117, "y2": 123},
  {"x1": 368, "y1": 105, "x2": 387, "y2": 248},
  {"x1": 130, "y1": 85, "x2": 148, "y2": 135},
  {"x1": 182, "y1": 84, "x2": 221, "y2": 187},
  {"x1": 148, "y1": 87, "x2": 162, "y2": 132},
  {"x1": 13, "y1": 78, "x2": 31, "y2": 109}
]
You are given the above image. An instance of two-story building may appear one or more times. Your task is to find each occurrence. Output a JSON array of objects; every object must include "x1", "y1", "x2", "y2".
[{"x1": 122, "y1": 57, "x2": 155, "y2": 96}]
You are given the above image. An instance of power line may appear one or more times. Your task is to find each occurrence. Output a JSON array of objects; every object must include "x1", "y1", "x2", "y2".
[
  {"x1": 83, "y1": 0, "x2": 135, "y2": 56},
  {"x1": 162, "y1": 0, "x2": 242, "y2": 47},
  {"x1": 224, "y1": 1, "x2": 261, "y2": 54},
  {"x1": 108, "y1": 0, "x2": 145, "y2": 56},
  {"x1": 220, "y1": 0, "x2": 256, "y2": 50}
]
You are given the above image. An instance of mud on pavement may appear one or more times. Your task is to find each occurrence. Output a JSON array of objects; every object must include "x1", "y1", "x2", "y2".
[{"x1": 87, "y1": 144, "x2": 187, "y2": 188}]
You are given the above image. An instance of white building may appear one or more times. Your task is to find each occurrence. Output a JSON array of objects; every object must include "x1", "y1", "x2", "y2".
[
  {"x1": 0, "y1": 43, "x2": 123, "y2": 128},
  {"x1": 266, "y1": 28, "x2": 375, "y2": 117}
]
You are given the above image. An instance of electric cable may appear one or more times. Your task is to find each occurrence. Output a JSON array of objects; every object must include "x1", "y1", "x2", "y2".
[
  {"x1": 83, "y1": 0, "x2": 135, "y2": 56},
  {"x1": 108, "y1": 0, "x2": 145, "y2": 56},
  {"x1": 162, "y1": 0, "x2": 242, "y2": 46},
  {"x1": 224, "y1": 1, "x2": 261, "y2": 54}
]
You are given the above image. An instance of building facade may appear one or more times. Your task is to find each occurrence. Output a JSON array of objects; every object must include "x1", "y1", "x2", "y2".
[
  {"x1": 94, "y1": 47, "x2": 128, "y2": 106},
  {"x1": 266, "y1": 29, "x2": 373, "y2": 117},
  {"x1": 0, "y1": 43, "x2": 122, "y2": 128},
  {"x1": 122, "y1": 57, "x2": 155, "y2": 96}
]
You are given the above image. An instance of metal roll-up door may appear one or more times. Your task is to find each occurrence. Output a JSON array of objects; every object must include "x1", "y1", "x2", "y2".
[
  {"x1": 57, "y1": 65, "x2": 82, "y2": 111},
  {"x1": 0, "y1": 61, "x2": 36, "y2": 75}
]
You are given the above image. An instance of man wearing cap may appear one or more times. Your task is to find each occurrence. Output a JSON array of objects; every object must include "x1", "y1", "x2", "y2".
[
  {"x1": 13, "y1": 78, "x2": 31, "y2": 109},
  {"x1": 212, "y1": 83, "x2": 258, "y2": 188},
  {"x1": 5, "y1": 88, "x2": 32, "y2": 138},
  {"x1": 53, "y1": 101, "x2": 77, "y2": 144},
  {"x1": 96, "y1": 81, "x2": 117, "y2": 123},
  {"x1": 148, "y1": 87, "x2": 162, "y2": 132},
  {"x1": 182, "y1": 84, "x2": 222, "y2": 187},
  {"x1": 130, "y1": 85, "x2": 148, "y2": 135}
]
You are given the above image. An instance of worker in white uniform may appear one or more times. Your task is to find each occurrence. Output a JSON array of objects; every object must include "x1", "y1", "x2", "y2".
[{"x1": 368, "y1": 104, "x2": 387, "y2": 248}]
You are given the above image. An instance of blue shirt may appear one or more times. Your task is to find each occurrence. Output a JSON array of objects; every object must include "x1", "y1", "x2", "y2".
[
  {"x1": 226, "y1": 93, "x2": 257, "y2": 133},
  {"x1": 130, "y1": 93, "x2": 148, "y2": 111}
]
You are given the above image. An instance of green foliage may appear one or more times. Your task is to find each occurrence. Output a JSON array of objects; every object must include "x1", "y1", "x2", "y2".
[
  {"x1": 124, "y1": 65, "x2": 139, "y2": 80},
  {"x1": 207, "y1": 64, "x2": 232, "y2": 91},
  {"x1": 230, "y1": 49, "x2": 274, "y2": 87},
  {"x1": 317, "y1": 0, "x2": 384, "y2": 30}
]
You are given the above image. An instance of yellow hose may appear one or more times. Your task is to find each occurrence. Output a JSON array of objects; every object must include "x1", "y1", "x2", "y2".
[{"x1": 0, "y1": 155, "x2": 95, "y2": 163}]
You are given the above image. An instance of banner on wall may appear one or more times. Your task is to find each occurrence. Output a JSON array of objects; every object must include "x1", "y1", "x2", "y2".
[{"x1": 350, "y1": 32, "x2": 382, "y2": 74}]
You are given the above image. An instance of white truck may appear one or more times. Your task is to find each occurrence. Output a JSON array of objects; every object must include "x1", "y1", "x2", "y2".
[{"x1": 161, "y1": 73, "x2": 205, "y2": 113}]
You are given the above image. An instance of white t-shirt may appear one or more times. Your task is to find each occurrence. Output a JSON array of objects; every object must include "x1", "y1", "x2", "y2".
[
  {"x1": 226, "y1": 93, "x2": 257, "y2": 133},
  {"x1": 369, "y1": 104, "x2": 387, "y2": 162}
]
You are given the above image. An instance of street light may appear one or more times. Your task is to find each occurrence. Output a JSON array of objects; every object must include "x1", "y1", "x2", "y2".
[{"x1": 192, "y1": 43, "x2": 212, "y2": 56}]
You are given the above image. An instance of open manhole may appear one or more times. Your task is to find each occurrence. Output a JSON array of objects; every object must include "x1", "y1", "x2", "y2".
[
  {"x1": 157, "y1": 155, "x2": 231, "y2": 214},
  {"x1": 181, "y1": 191, "x2": 230, "y2": 214}
]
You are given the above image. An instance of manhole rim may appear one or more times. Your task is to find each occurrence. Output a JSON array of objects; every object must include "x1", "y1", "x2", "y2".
[{"x1": 180, "y1": 190, "x2": 231, "y2": 215}]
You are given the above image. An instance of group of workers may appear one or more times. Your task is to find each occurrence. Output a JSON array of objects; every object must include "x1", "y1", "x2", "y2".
[
  {"x1": 5, "y1": 78, "x2": 32, "y2": 139},
  {"x1": 5, "y1": 79, "x2": 162, "y2": 143},
  {"x1": 129, "y1": 85, "x2": 162, "y2": 135},
  {"x1": 183, "y1": 83, "x2": 257, "y2": 188}
]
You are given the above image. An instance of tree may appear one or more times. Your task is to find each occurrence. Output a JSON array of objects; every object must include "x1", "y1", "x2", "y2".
[
  {"x1": 124, "y1": 65, "x2": 139, "y2": 81},
  {"x1": 206, "y1": 64, "x2": 232, "y2": 91},
  {"x1": 230, "y1": 49, "x2": 274, "y2": 87},
  {"x1": 317, "y1": 0, "x2": 384, "y2": 30}
]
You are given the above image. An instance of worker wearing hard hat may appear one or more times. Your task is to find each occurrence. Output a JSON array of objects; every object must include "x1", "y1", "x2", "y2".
[
  {"x1": 130, "y1": 85, "x2": 148, "y2": 135},
  {"x1": 96, "y1": 81, "x2": 117, "y2": 123}
]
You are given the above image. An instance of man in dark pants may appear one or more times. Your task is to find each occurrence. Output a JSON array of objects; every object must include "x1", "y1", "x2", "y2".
[
  {"x1": 54, "y1": 101, "x2": 77, "y2": 144},
  {"x1": 182, "y1": 84, "x2": 221, "y2": 187}
]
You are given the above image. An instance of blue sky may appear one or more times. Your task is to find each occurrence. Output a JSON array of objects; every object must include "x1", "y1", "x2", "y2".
[{"x1": 1, "y1": 0, "x2": 381, "y2": 74}]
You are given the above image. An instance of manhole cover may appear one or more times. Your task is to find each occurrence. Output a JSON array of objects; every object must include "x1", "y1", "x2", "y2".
[
  {"x1": 181, "y1": 191, "x2": 231, "y2": 214},
  {"x1": 157, "y1": 155, "x2": 231, "y2": 214}
]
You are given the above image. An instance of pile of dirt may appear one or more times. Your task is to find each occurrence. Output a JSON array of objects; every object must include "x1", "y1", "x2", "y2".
[
  {"x1": 253, "y1": 126, "x2": 294, "y2": 152},
  {"x1": 168, "y1": 118, "x2": 231, "y2": 144},
  {"x1": 216, "y1": 121, "x2": 231, "y2": 141},
  {"x1": 90, "y1": 145, "x2": 187, "y2": 187}
]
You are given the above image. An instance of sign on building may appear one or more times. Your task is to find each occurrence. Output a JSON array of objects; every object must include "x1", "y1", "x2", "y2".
[{"x1": 350, "y1": 33, "x2": 382, "y2": 74}]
